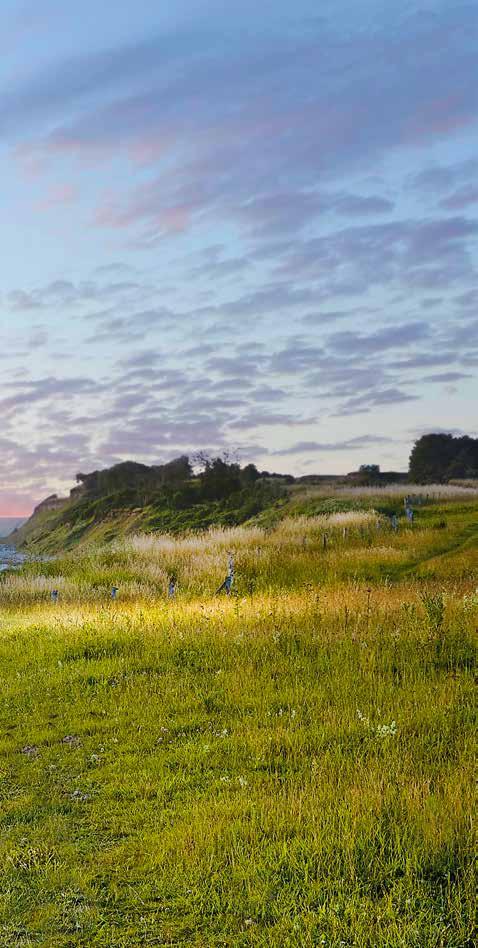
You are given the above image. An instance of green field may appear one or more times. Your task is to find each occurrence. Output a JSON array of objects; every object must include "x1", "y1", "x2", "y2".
[{"x1": 0, "y1": 492, "x2": 476, "y2": 946}]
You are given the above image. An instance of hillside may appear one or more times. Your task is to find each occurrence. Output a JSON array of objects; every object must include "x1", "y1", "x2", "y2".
[{"x1": 9, "y1": 458, "x2": 291, "y2": 554}]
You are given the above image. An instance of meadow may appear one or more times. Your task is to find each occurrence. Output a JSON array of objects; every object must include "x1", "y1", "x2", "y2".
[{"x1": 0, "y1": 491, "x2": 476, "y2": 946}]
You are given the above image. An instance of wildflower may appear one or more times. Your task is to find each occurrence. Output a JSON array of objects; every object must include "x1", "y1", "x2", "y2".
[
  {"x1": 69, "y1": 789, "x2": 91, "y2": 802},
  {"x1": 376, "y1": 721, "x2": 397, "y2": 738}
]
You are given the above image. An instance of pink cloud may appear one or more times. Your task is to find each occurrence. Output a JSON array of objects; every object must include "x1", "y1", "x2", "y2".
[
  {"x1": 35, "y1": 183, "x2": 78, "y2": 211},
  {"x1": 0, "y1": 492, "x2": 36, "y2": 517},
  {"x1": 405, "y1": 94, "x2": 476, "y2": 145},
  {"x1": 96, "y1": 201, "x2": 195, "y2": 237}
]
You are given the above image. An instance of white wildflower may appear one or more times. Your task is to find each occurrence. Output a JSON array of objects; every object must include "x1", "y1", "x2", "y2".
[{"x1": 376, "y1": 721, "x2": 397, "y2": 738}]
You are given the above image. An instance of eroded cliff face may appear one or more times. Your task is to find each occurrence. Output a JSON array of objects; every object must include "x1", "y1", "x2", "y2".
[{"x1": 33, "y1": 494, "x2": 69, "y2": 515}]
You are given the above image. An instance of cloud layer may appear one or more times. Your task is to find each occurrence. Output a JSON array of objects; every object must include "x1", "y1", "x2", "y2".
[{"x1": 0, "y1": 0, "x2": 477, "y2": 511}]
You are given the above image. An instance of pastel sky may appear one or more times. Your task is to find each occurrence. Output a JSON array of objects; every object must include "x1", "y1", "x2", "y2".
[{"x1": 1, "y1": 0, "x2": 477, "y2": 514}]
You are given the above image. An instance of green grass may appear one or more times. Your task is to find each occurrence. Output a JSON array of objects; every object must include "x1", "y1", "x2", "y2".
[{"x1": 0, "y1": 498, "x2": 476, "y2": 946}]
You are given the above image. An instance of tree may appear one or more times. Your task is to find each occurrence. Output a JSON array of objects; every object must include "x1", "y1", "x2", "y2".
[
  {"x1": 198, "y1": 456, "x2": 242, "y2": 500},
  {"x1": 409, "y1": 433, "x2": 478, "y2": 483},
  {"x1": 157, "y1": 456, "x2": 192, "y2": 484},
  {"x1": 359, "y1": 464, "x2": 380, "y2": 475},
  {"x1": 240, "y1": 463, "x2": 261, "y2": 485}
]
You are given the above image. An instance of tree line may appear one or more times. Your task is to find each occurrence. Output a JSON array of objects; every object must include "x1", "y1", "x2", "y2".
[{"x1": 73, "y1": 455, "x2": 291, "y2": 510}]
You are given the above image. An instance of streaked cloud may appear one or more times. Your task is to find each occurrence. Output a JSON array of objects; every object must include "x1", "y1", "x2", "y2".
[{"x1": 0, "y1": 0, "x2": 476, "y2": 512}]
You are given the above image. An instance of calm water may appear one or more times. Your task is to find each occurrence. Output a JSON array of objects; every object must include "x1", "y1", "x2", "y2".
[
  {"x1": 0, "y1": 519, "x2": 27, "y2": 571},
  {"x1": 0, "y1": 544, "x2": 27, "y2": 572}
]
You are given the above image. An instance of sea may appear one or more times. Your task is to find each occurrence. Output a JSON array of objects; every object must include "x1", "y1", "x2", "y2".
[{"x1": 0, "y1": 518, "x2": 27, "y2": 572}]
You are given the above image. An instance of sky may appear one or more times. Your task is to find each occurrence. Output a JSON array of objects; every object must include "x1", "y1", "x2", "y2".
[{"x1": 1, "y1": 0, "x2": 477, "y2": 514}]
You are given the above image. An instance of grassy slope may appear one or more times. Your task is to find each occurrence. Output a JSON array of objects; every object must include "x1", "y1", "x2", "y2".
[
  {"x1": 9, "y1": 504, "x2": 150, "y2": 555},
  {"x1": 10, "y1": 481, "x2": 475, "y2": 557},
  {"x1": 10, "y1": 487, "x2": 289, "y2": 556},
  {"x1": 0, "y1": 499, "x2": 476, "y2": 946}
]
